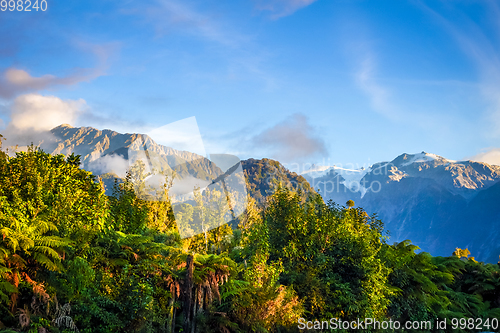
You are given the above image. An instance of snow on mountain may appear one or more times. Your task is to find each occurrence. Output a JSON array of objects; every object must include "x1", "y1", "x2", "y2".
[
  {"x1": 304, "y1": 152, "x2": 500, "y2": 201},
  {"x1": 301, "y1": 164, "x2": 333, "y2": 178},
  {"x1": 337, "y1": 167, "x2": 370, "y2": 198},
  {"x1": 394, "y1": 151, "x2": 457, "y2": 167},
  {"x1": 302, "y1": 164, "x2": 371, "y2": 198},
  {"x1": 301, "y1": 152, "x2": 500, "y2": 263},
  {"x1": 400, "y1": 152, "x2": 439, "y2": 166},
  {"x1": 304, "y1": 152, "x2": 449, "y2": 183}
]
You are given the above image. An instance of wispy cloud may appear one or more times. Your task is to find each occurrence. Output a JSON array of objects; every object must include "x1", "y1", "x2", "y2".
[
  {"x1": 344, "y1": 3, "x2": 491, "y2": 146},
  {"x1": 0, "y1": 67, "x2": 101, "y2": 99},
  {"x1": 350, "y1": 46, "x2": 472, "y2": 143},
  {"x1": 469, "y1": 147, "x2": 500, "y2": 166},
  {"x1": 0, "y1": 40, "x2": 115, "y2": 99},
  {"x1": 417, "y1": 1, "x2": 500, "y2": 137},
  {"x1": 254, "y1": 0, "x2": 318, "y2": 19},
  {"x1": 342, "y1": 16, "x2": 401, "y2": 122},
  {"x1": 355, "y1": 55, "x2": 399, "y2": 120},
  {"x1": 123, "y1": 0, "x2": 277, "y2": 88},
  {"x1": 128, "y1": 0, "x2": 246, "y2": 47},
  {"x1": 250, "y1": 113, "x2": 327, "y2": 162}
]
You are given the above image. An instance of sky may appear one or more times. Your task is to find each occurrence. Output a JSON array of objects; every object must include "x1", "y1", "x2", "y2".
[{"x1": 1, "y1": 0, "x2": 500, "y2": 170}]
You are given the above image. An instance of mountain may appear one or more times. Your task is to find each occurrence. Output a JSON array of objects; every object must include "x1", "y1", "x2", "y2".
[
  {"x1": 241, "y1": 158, "x2": 316, "y2": 205},
  {"x1": 302, "y1": 152, "x2": 500, "y2": 263},
  {"x1": 34, "y1": 125, "x2": 224, "y2": 196},
  {"x1": 48, "y1": 124, "x2": 220, "y2": 176},
  {"x1": 27, "y1": 126, "x2": 500, "y2": 262},
  {"x1": 35, "y1": 125, "x2": 317, "y2": 205}
]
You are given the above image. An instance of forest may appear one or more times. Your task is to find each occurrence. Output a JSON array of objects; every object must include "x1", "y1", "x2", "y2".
[{"x1": 0, "y1": 147, "x2": 499, "y2": 332}]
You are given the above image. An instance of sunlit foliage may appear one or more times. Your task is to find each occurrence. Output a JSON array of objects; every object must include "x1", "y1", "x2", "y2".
[{"x1": 0, "y1": 148, "x2": 499, "y2": 332}]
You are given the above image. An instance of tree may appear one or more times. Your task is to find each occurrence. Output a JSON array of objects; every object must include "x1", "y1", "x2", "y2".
[
  {"x1": 0, "y1": 148, "x2": 106, "y2": 322},
  {"x1": 0, "y1": 134, "x2": 6, "y2": 161},
  {"x1": 453, "y1": 248, "x2": 471, "y2": 259},
  {"x1": 383, "y1": 241, "x2": 454, "y2": 328},
  {"x1": 263, "y1": 185, "x2": 394, "y2": 321},
  {"x1": 0, "y1": 148, "x2": 109, "y2": 244}
]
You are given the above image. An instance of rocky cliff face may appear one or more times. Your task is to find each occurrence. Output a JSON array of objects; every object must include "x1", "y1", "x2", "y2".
[
  {"x1": 47, "y1": 124, "x2": 210, "y2": 166},
  {"x1": 38, "y1": 124, "x2": 224, "y2": 194},
  {"x1": 302, "y1": 152, "x2": 500, "y2": 263}
]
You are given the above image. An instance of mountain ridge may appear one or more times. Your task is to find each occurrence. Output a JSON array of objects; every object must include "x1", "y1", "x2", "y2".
[
  {"x1": 303, "y1": 151, "x2": 500, "y2": 200},
  {"x1": 33, "y1": 125, "x2": 225, "y2": 195},
  {"x1": 20, "y1": 124, "x2": 500, "y2": 262},
  {"x1": 48, "y1": 124, "x2": 207, "y2": 166},
  {"x1": 302, "y1": 151, "x2": 500, "y2": 262}
]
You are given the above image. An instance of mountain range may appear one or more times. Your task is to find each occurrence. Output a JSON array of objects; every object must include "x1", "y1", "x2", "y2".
[
  {"x1": 45, "y1": 124, "x2": 223, "y2": 181},
  {"x1": 301, "y1": 152, "x2": 500, "y2": 263},
  {"x1": 18, "y1": 125, "x2": 500, "y2": 263}
]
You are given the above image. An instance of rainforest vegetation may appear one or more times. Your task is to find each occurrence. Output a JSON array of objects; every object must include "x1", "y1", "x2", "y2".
[{"x1": 0, "y1": 147, "x2": 499, "y2": 332}]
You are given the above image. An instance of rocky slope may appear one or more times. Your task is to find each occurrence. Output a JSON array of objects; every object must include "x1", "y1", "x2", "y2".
[
  {"x1": 32, "y1": 124, "x2": 225, "y2": 198},
  {"x1": 46, "y1": 124, "x2": 221, "y2": 178}
]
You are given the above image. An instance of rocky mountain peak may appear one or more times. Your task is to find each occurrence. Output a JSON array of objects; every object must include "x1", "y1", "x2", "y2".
[
  {"x1": 300, "y1": 151, "x2": 500, "y2": 263},
  {"x1": 28, "y1": 124, "x2": 224, "y2": 189}
]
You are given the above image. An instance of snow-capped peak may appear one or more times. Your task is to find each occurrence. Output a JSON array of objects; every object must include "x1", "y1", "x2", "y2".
[
  {"x1": 399, "y1": 152, "x2": 454, "y2": 166},
  {"x1": 301, "y1": 165, "x2": 372, "y2": 198}
]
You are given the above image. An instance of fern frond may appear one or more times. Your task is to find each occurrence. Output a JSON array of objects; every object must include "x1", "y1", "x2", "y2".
[
  {"x1": 31, "y1": 252, "x2": 59, "y2": 271},
  {"x1": 31, "y1": 246, "x2": 61, "y2": 261},
  {"x1": 34, "y1": 236, "x2": 68, "y2": 249}
]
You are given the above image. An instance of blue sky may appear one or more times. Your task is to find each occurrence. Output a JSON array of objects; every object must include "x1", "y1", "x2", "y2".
[{"x1": 1, "y1": 0, "x2": 500, "y2": 169}]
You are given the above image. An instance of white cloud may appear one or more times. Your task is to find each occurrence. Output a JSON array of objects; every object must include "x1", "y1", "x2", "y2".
[
  {"x1": 469, "y1": 148, "x2": 500, "y2": 166},
  {"x1": 1, "y1": 94, "x2": 87, "y2": 149},
  {"x1": 88, "y1": 154, "x2": 130, "y2": 178},
  {"x1": 9, "y1": 94, "x2": 86, "y2": 132},
  {"x1": 254, "y1": 0, "x2": 318, "y2": 19}
]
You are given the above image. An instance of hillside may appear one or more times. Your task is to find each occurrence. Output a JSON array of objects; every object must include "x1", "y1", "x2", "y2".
[{"x1": 241, "y1": 158, "x2": 316, "y2": 205}]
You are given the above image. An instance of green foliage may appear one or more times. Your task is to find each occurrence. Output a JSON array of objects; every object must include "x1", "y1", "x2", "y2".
[
  {"x1": 109, "y1": 176, "x2": 149, "y2": 234},
  {"x1": 241, "y1": 158, "x2": 315, "y2": 205},
  {"x1": 109, "y1": 160, "x2": 176, "y2": 235},
  {"x1": 0, "y1": 148, "x2": 499, "y2": 332},
  {"x1": 262, "y1": 186, "x2": 394, "y2": 321},
  {"x1": 175, "y1": 187, "x2": 235, "y2": 255},
  {"x1": 384, "y1": 241, "x2": 453, "y2": 327},
  {"x1": 0, "y1": 148, "x2": 109, "y2": 243}
]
